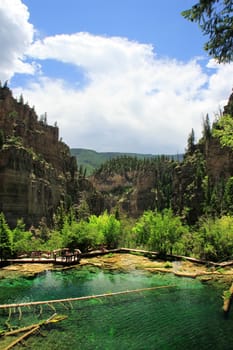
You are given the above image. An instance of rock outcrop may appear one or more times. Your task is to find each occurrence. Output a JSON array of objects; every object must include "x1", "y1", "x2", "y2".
[
  {"x1": 0, "y1": 85, "x2": 78, "y2": 227},
  {"x1": 91, "y1": 157, "x2": 175, "y2": 217},
  {"x1": 2, "y1": 84, "x2": 233, "y2": 227},
  {"x1": 91, "y1": 91, "x2": 233, "y2": 223}
]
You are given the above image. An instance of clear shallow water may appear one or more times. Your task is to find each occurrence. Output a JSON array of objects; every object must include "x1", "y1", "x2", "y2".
[{"x1": 0, "y1": 267, "x2": 232, "y2": 350}]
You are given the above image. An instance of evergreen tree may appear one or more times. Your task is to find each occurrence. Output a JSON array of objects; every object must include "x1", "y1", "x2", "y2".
[
  {"x1": 76, "y1": 200, "x2": 91, "y2": 221},
  {"x1": 224, "y1": 177, "x2": 233, "y2": 214},
  {"x1": 186, "y1": 128, "x2": 195, "y2": 155},
  {"x1": 0, "y1": 129, "x2": 4, "y2": 149},
  {"x1": 0, "y1": 213, "x2": 12, "y2": 261},
  {"x1": 182, "y1": 0, "x2": 233, "y2": 62},
  {"x1": 202, "y1": 114, "x2": 211, "y2": 140}
]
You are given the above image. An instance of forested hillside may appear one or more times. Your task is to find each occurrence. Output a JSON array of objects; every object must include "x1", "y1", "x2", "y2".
[
  {"x1": 71, "y1": 148, "x2": 182, "y2": 176},
  {"x1": 90, "y1": 92, "x2": 233, "y2": 225}
]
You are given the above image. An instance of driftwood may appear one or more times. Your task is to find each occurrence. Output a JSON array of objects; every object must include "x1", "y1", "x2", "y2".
[{"x1": 1, "y1": 313, "x2": 67, "y2": 350}]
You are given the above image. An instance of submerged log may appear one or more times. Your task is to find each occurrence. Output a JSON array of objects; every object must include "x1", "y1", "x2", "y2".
[
  {"x1": 223, "y1": 283, "x2": 233, "y2": 314},
  {"x1": 1, "y1": 314, "x2": 67, "y2": 350},
  {"x1": 0, "y1": 285, "x2": 176, "y2": 310},
  {"x1": 4, "y1": 325, "x2": 40, "y2": 350}
]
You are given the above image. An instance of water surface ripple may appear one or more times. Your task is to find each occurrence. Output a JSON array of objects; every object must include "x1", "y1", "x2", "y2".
[{"x1": 0, "y1": 268, "x2": 232, "y2": 349}]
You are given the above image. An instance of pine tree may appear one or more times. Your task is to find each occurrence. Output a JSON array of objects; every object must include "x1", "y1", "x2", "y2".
[
  {"x1": 202, "y1": 114, "x2": 211, "y2": 140},
  {"x1": 182, "y1": 0, "x2": 233, "y2": 63},
  {"x1": 0, "y1": 213, "x2": 12, "y2": 261},
  {"x1": 186, "y1": 128, "x2": 195, "y2": 155},
  {"x1": 0, "y1": 129, "x2": 4, "y2": 149}
]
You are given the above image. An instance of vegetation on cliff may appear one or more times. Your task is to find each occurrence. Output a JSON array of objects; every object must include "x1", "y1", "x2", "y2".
[
  {"x1": 89, "y1": 92, "x2": 233, "y2": 227},
  {"x1": 71, "y1": 148, "x2": 182, "y2": 176},
  {"x1": 0, "y1": 83, "x2": 78, "y2": 228},
  {"x1": 1, "y1": 84, "x2": 233, "y2": 263}
]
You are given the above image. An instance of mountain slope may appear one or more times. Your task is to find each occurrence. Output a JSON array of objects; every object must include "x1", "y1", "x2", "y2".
[{"x1": 71, "y1": 148, "x2": 182, "y2": 175}]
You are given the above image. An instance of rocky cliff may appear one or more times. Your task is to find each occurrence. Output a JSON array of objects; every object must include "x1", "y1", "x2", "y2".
[
  {"x1": 172, "y1": 92, "x2": 233, "y2": 223},
  {"x1": 0, "y1": 85, "x2": 78, "y2": 227},
  {"x1": 91, "y1": 157, "x2": 176, "y2": 217},
  {"x1": 91, "y1": 92, "x2": 233, "y2": 223},
  {"x1": 2, "y1": 83, "x2": 233, "y2": 227}
]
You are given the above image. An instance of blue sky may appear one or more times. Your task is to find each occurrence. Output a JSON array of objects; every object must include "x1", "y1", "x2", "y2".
[
  {"x1": 1, "y1": 0, "x2": 233, "y2": 153},
  {"x1": 22, "y1": 0, "x2": 205, "y2": 60}
]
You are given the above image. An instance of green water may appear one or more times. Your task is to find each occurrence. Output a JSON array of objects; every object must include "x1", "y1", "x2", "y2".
[{"x1": 0, "y1": 267, "x2": 232, "y2": 350}]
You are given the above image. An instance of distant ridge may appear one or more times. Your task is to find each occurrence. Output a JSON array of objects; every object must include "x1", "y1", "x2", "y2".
[{"x1": 71, "y1": 148, "x2": 183, "y2": 175}]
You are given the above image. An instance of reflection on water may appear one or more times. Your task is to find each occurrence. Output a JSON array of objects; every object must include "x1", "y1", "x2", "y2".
[{"x1": 0, "y1": 267, "x2": 232, "y2": 350}]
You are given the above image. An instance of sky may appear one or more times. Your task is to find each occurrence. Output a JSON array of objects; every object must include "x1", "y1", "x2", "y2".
[{"x1": 1, "y1": 0, "x2": 233, "y2": 154}]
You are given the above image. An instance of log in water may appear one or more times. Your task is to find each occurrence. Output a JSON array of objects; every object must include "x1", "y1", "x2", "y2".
[{"x1": 0, "y1": 285, "x2": 176, "y2": 309}]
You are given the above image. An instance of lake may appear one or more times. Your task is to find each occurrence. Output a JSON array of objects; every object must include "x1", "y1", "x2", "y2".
[{"x1": 0, "y1": 266, "x2": 232, "y2": 349}]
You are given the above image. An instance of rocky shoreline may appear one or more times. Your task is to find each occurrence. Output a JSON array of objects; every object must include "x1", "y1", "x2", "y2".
[
  {"x1": 1, "y1": 253, "x2": 233, "y2": 284},
  {"x1": 1, "y1": 252, "x2": 233, "y2": 313}
]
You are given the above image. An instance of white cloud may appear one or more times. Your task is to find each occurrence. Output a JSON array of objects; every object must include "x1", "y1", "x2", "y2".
[
  {"x1": 28, "y1": 33, "x2": 154, "y2": 77},
  {"x1": 0, "y1": 0, "x2": 34, "y2": 82},
  {"x1": 2, "y1": 1, "x2": 232, "y2": 153},
  {"x1": 15, "y1": 32, "x2": 233, "y2": 153}
]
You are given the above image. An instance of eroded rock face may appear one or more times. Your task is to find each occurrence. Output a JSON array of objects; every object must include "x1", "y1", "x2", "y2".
[
  {"x1": 0, "y1": 86, "x2": 78, "y2": 227},
  {"x1": 204, "y1": 138, "x2": 233, "y2": 181},
  {"x1": 91, "y1": 163, "x2": 174, "y2": 218}
]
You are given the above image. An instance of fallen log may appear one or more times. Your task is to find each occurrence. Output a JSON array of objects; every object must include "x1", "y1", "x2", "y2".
[
  {"x1": 223, "y1": 282, "x2": 233, "y2": 314},
  {"x1": 0, "y1": 285, "x2": 176, "y2": 310},
  {"x1": 4, "y1": 325, "x2": 40, "y2": 350},
  {"x1": 1, "y1": 324, "x2": 39, "y2": 337},
  {"x1": 1, "y1": 314, "x2": 67, "y2": 350}
]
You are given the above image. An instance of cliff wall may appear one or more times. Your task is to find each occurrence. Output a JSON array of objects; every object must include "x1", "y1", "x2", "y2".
[
  {"x1": 91, "y1": 159, "x2": 175, "y2": 218},
  {"x1": 0, "y1": 85, "x2": 78, "y2": 227}
]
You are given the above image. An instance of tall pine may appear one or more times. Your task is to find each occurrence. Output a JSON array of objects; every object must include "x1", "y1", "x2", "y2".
[{"x1": 0, "y1": 213, "x2": 12, "y2": 261}]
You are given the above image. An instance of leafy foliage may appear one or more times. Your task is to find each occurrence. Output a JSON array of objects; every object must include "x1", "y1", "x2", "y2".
[
  {"x1": 48, "y1": 211, "x2": 122, "y2": 252},
  {"x1": 212, "y1": 114, "x2": 233, "y2": 149},
  {"x1": 182, "y1": 0, "x2": 233, "y2": 62},
  {"x1": 12, "y1": 219, "x2": 32, "y2": 255},
  {"x1": 193, "y1": 216, "x2": 233, "y2": 260},
  {"x1": 1, "y1": 206, "x2": 233, "y2": 262},
  {"x1": 133, "y1": 209, "x2": 187, "y2": 255}
]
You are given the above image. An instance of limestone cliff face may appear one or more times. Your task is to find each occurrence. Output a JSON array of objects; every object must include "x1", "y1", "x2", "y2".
[
  {"x1": 0, "y1": 85, "x2": 78, "y2": 227},
  {"x1": 90, "y1": 171, "x2": 139, "y2": 216},
  {"x1": 91, "y1": 160, "x2": 174, "y2": 218},
  {"x1": 204, "y1": 137, "x2": 233, "y2": 181}
]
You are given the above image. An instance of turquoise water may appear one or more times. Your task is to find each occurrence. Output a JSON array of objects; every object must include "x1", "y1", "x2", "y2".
[{"x1": 0, "y1": 267, "x2": 232, "y2": 350}]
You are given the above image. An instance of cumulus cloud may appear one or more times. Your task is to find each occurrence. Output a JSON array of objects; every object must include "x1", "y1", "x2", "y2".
[
  {"x1": 0, "y1": 0, "x2": 34, "y2": 82},
  {"x1": 16, "y1": 32, "x2": 233, "y2": 153},
  {"x1": 2, "y1": 1, "x2": 233, "y2": 153}
]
